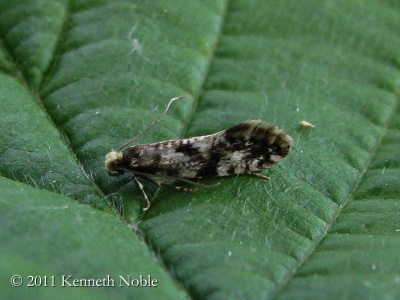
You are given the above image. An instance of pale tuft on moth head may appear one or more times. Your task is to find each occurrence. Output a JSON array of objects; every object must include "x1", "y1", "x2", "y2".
[{"x1": 105, "y1": 151, "x2": 125, "y2": 176}]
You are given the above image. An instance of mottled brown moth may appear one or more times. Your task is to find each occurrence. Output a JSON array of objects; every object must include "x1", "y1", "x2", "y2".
[{"x1": 105, "y1": 96, "x2": 293, "y2": 210}]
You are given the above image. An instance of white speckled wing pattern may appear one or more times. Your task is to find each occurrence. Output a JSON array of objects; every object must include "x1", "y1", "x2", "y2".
[{"x1": 107, "y1": 120, "x2": 292, "y2": 179}]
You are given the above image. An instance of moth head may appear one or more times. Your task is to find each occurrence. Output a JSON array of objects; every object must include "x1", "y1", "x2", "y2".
[{"x1": 105, "y1": 151, "x2": 125, "y2": 176}]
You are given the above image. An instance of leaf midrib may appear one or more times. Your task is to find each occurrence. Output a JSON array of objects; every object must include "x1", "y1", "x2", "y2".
[
  {"x1": 179, "y1": 0, "x2": 230, "y2": 139},
  {"x1": 2, "y1": 2, "x2": 110, "y2": 208}
]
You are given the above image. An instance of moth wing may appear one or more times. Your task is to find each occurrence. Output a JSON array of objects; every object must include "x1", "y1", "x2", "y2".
[{"x1": 120, "y1": 120, "x2": 292, "y2": 178}]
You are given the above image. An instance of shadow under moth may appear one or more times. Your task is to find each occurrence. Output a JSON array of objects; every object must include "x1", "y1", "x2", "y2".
[{"x1": 105, "y1": 96, "x2": 293, "y2": 211}]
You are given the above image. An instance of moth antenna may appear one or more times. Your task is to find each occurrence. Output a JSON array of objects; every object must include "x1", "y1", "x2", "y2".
[{"x1": 117, "y1": 95, "x2": 187, "y2": 151}]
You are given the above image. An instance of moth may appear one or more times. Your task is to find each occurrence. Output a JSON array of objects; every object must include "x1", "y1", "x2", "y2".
[{"x1": 105, "y1": 96, "x2": 293, "y2": 211}]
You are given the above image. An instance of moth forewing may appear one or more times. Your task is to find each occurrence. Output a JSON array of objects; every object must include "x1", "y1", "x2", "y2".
[{"x1": 105, "y1": 97, "x2": 292, "y2": 210}]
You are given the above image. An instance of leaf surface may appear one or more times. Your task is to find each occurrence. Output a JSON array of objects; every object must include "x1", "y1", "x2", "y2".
[{"x1": 0, "y1": 0, "x2": 399, "y2": 299}]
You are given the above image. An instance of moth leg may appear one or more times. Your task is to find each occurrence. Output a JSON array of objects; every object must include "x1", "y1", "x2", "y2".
[
  {"x1": 249, "y1": 173, "x2": 271, "y2": 180},
  {"x1": 130, "y1": 170, "x2": 219, "y2": 188},
  {"x1": 132, "y1": 175, "x2": 151, "y2": 211},
  {"x1": 136, "y1": 174, "x2": 198, "y2": 193}
]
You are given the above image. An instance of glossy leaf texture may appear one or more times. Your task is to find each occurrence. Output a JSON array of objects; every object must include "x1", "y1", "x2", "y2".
[{"x1": 0, "y1": 0, "x2": 399, "y2": 299}]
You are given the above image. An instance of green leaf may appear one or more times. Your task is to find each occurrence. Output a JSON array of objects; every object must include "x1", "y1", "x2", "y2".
[
  {"x1": 1, "y1": 0, "x2": 399, "y2": 299},
  {"x1": 0, "y1": 177, "x2": 186, "y2": 299}
]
